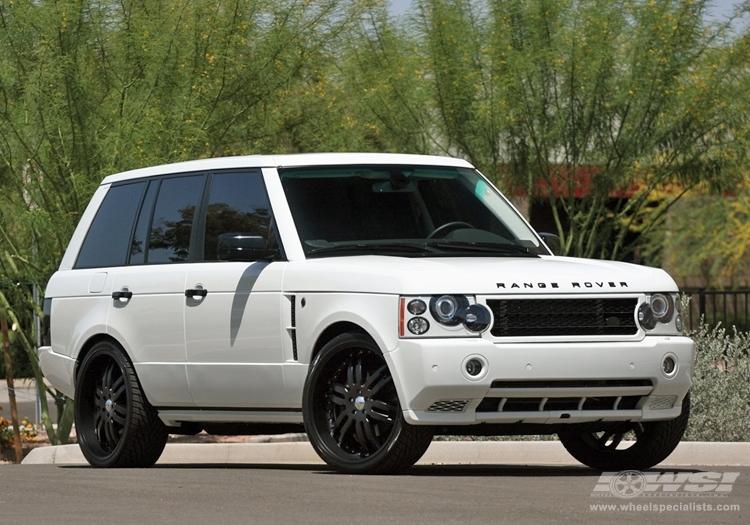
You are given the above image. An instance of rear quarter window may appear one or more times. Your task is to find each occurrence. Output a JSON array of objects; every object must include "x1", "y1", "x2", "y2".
[{"x1": 74, "y1": 182, "x2": 147, "y2": 269}]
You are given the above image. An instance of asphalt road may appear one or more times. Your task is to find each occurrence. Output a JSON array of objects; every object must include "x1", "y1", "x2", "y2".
[{"x1": 1, "y1": 464, "x2": 747, "y2": 525}]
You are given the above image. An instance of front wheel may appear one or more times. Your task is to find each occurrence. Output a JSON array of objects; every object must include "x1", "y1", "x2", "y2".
[
  {"x1": 559, "y1": 393, "x2": 690, "y2": 471},
  {"x1": 75, "y1": 340, "x2": 169, "y2": 467},
  {"x1": 303, "y1": 333, "x2": 434, "y2": 474}
]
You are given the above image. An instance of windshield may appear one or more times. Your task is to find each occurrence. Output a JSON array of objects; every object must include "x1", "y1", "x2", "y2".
[{"x1": 279, "y1": 165, "x2": 547, "y2": 258}]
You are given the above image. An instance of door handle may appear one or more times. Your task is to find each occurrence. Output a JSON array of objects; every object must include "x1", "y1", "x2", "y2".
[
  {"x1": 185, "y1": 289, "x2": 208, "y2": 298},
  {"x1": 112, "y1": 291, "x2": 133, "y2": 300}
]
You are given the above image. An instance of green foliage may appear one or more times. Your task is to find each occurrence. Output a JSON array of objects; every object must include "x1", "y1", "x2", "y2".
[
  {"x1": 368, "y1": 0, "x2": 748, "y2": 259},
  {"x1": 660, "y1": 187, "x2": 750, "y2": 288},
  {"x1": 684, "y1": 323, "x2": 750, "y2": 442}
]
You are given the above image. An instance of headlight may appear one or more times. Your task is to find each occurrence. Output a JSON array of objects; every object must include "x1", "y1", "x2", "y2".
[
  {"x1": 638, "y1": 293, "x2": 679, "y2": 333},
  {"x1": 430, "y1": 295, "x2": 469, "y2": 326},
  {"x1": 400, "y1": 295, "x2": 492, "y2": 337}
]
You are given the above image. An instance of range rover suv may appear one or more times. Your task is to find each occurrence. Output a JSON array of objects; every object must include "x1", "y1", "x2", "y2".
[{"x1": 38, "y1": 153, "x2": 694, "y2": 473}]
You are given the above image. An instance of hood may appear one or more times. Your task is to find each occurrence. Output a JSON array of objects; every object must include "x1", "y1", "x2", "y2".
[{"x1": 283, "y1": 255, "x2": 678, "y2": 295}]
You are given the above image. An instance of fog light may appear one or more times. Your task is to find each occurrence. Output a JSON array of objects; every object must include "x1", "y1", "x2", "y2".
[
  {"x1": 662, "y1": 355, "x2": 677, "y2": 377},
  {"x1": 465, "y1": 358, "x2": 483, "y2": 377},
  {"x1": 407, "y1": 316, "x2": 430, "y2": 335}
]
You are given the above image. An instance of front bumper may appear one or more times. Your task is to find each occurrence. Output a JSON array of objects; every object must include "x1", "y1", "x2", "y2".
[{"x1": 386, "y1": 336, "x2": 694, "y2": 426}]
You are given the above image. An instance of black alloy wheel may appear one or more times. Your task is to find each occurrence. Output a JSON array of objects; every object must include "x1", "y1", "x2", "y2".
[
  {"x1": 303, "y1": 332, "x2": 434, "y2": 474},
  {"x1": 75, "y1": 340, "x2": 168, "y2": 467},
  {"x1": 559, "y1": 393, "x2": 691, "y2": 471}
]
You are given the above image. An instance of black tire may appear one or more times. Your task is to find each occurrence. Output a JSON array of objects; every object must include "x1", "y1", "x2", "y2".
[
  {"x1": 559, "y1": 393, "x2": 690, "y2": 471},
  {"x1": 303, "y1": 332, "x2": 434, "y2": 474},
  {"x1": 75, "y1": 340, "x2": 169, "y2": 468}
]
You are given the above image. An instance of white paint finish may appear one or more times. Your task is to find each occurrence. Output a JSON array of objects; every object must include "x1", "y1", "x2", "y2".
[
  {"x1": 107, "y1": 265, "x2": 192, "y2": 404},
  {"x1": 87, "y1": 272, "x2": 108, "y2": 293},
  {"x1": 50, "y1": 295, "x2": 110, "y2": 358},
  {"x1": 37, "y1": 347, "x2": 76, "y2": 398},
  {"x1": 133, "y1": 363, "x2": 193, "y2": 407},
  {"x1": 184, "y1": 261, "x2": 287, "y2": 407},
  {"x1": 102, "y1": 152, "x2": 472, "y2": 185},
  {"x1": 262, "y1": 167, "x2": 305, "y2": 261},
  {"x1": 391, "y1": 336, "x2": 694, "y2": 422},
  {"x1": 282, "y1": 255, "x2": 677, "y2": 296}
]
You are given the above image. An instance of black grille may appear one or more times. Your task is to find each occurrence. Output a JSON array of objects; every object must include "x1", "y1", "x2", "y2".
[{"x1": 487, "y1": 298, "x2": 638, "y2": 337}]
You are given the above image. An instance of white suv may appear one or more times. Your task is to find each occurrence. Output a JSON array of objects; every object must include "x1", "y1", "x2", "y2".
[{"x1": 38, "y1": 153, "x2": 694, "y2": 473}]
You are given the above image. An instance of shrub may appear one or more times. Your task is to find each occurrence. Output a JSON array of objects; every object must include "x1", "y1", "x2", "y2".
[{"x1": 684, "y1": 324, "x2": 750, "y2": 442}]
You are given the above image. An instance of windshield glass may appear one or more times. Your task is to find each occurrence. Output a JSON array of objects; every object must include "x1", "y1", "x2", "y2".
[{"x1": 279, "y1": 165, "x2": 546, "y2": 258}]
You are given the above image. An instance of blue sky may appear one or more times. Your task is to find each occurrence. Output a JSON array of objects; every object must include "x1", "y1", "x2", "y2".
[{"x1": 388, "y1": 0, "x2": 744, "y2": 19}]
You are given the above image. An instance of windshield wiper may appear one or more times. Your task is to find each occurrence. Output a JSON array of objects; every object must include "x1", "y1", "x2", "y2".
[
  {"x1": 428, "y1": 241, "x2": 538, "y2": 257},
  {"x1": 307, "y1": 242, "x2": 440, "y2": 257}
]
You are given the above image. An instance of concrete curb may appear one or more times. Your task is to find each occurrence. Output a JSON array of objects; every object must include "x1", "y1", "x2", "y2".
[{"x1": 21, "y1": 441, "x2": 750, "y2": 467}]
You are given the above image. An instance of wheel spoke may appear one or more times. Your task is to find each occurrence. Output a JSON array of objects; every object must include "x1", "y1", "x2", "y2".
[
  {"x1": 633, "y1": 423, "x2": 644, "y2": 439},
  {"x1": 103, "y1": 363, "x2": 114, "y2": 390},
  {"x1": 111, "y1": 375, "x2": 126, "y2": 400},
  {"x1": 362, "y1": 418, "x2": 382, "y2": 450},
  {"x1": 336, "y1": 417, "x2": 354, "y2": 446},
  {"x1": 368, "y1": 374, "x2": 392, "y2": 398},
  {"x1": 111, "y1": 412, "x2": 127, "y2": 426},
  {"x1": 354, "y1": 358, "x2": 363, "y2": 385},
  {"x1": 104, "y1": 419, "x2": 117, "y2": 448},
  {"x1": 327, "y1": 389, "x2": 347, "y2": 406},
  {"x1": 363, "y1": 365, "x2": 386, "y2": 390},
  {"x1": 354, "y1": 420, "x2": 368, "y2": 452},
  {"x1": 346, "y1": 360, "x2": 355, "y2": 389},
  {"x1": 607, "y1": 432, "x2": 625, "y2": 449}
]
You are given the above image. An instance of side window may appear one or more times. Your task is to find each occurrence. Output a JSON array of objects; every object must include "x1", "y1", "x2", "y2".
[
  {"x1": 75, "y1": 182, "x2": 146, "y2": 269},
  {"x1": 147, "y1": 174, "x2": 206, "y2": 264},
  {"x1": 203, "y1": 170, "x2": 273, "y2": 261}
]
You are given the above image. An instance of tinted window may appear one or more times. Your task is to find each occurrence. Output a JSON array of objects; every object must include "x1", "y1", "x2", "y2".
[
  {"x1": 147, "y1": 175, "x2": 205, "y2": 264},
  {"x1": 75, "y1": 182, "x2": 146, "y2": 269},
  {"x1": 203, "y1": 171, "x2": 273, "y2": 261}
]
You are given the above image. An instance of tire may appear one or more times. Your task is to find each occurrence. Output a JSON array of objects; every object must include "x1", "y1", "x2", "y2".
[
  {"x1": 559, "y1": 393, "x2": 690, "y2": 471},
  {"x1": 303, "y1": 332, "x2": 434, "y2": 474},
  {"x1": 75, "y1": 340, "x2": 169, "y2": 467}
]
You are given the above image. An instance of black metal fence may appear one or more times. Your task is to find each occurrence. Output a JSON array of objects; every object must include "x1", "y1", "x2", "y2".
[{"x1": 681, "y1": 288, "x2": 750, "y2": 332}]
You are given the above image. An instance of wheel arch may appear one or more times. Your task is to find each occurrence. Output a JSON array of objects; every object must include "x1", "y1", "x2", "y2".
[
  {"x1": 310, "y1": 321, "x2": 373, "y2": 364},
  {"x1": 74, "y1": 334, "x2": 130, "y2": 383}
]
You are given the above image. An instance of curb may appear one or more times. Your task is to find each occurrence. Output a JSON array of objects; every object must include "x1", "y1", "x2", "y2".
[{"x1": 21, "y1": 441, "x2": 750, "y2": 467}]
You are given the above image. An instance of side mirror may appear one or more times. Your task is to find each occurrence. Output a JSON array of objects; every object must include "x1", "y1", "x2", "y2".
[
  {"x1": 217, "y1": 233, "x2": 278, "y2": 261},
  {"x1": 538, "y1": 232, "x2": 562, "y2": 256}
]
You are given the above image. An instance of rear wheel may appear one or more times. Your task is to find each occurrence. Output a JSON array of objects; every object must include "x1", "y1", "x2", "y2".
[
  {"x1": 303, "y1": 333, "x2": 434, "y2": 474},
  {"x1": 75, "y1": 340, "x2": 168, "y2": 467},
  {"x1": 559, "y1": 393, "x2": 690, "y2": 471}
]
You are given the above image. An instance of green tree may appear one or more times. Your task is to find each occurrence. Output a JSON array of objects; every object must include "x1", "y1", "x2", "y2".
[
  {"x1": 380, "y1": 0, "x2": 746, "y2": 259},
  {"x1": 0, "y1": 0, "x2": 379, "y2": 444}
]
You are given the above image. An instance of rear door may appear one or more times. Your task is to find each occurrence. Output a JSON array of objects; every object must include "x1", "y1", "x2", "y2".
[{"x1": 108, "y1": 173, "x2": 207, "y2": 408}]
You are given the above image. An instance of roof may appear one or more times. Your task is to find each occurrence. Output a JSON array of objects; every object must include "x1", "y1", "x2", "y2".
[{"x1": 101, "y1": 152, "x2": 474, "y2": 185}]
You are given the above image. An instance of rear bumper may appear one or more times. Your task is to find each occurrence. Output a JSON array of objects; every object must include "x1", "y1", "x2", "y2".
[
  {"x1": 38, "y1": 346, "x2": 76, "y2": 399},
  {"x1": 386, "y1": 336, "x2": 694, "y2": 426}
]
